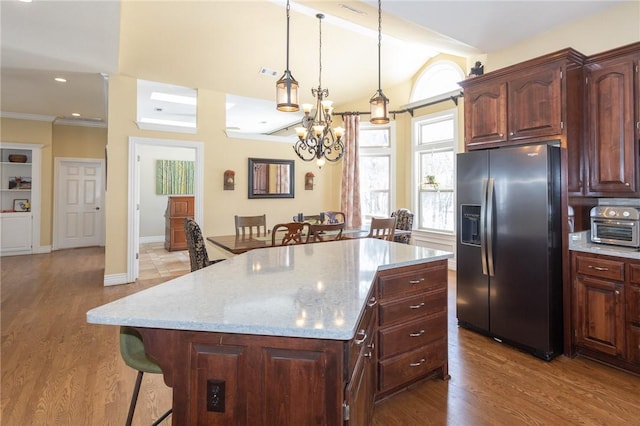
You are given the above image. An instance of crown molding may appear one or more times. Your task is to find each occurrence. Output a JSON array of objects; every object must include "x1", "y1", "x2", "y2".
[{"x1": 0, "y1": 111, "x2": 56, "y2": 122}]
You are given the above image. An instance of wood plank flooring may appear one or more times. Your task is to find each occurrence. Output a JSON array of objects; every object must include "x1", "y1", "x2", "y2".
[{"x1": 2, "y1": 246, "x2": 639, "y2": 425}]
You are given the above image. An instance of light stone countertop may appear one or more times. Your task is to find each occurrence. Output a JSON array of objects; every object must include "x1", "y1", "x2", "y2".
[
  {"x1": 87, "y1": 238, "x2": 453, "y2": 341},
  {"x1": 569, "y1": 230, "x2": 640, "y2": 260}
]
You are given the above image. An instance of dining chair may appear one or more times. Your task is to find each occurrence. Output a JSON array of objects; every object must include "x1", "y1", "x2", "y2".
[
  {"x1": 308, "y1": 222, "x2": 345, "y2": 242},
  {"x1": 120, "y1": 326, "x2": 172, "y2": 426},
  {"x1": 367, "y1": 217, "x2": 397, "y2": 241},
  {"x1": 235, "y1": 214, "x2": 267, "y2": 237},
  {"x1": 293, "y1": 214, "x2": 323, "y2": 224},
  {"x1": 271, "y1": 222, "x2": 311, "y2": 246},
  {"x1": 184, "y1": 218, "x2": 225, "y2": 272},
  {"x1": 391, "y1": 208, "x2": 414, "y2": 244},
  {"x1": 322, "y1": 211, "x2": 346, "y2": 224}
]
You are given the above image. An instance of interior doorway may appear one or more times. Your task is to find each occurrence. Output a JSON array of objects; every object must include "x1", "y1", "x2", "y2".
[
  {"x1": 127, "y1": 137, "x2": 204, "y2": 282},
  {"x1": 53, "y1": 158, "x2": 105, "y2": 250}
]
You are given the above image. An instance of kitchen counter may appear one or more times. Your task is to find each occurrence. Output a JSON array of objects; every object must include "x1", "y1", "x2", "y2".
[
  {"x1": 569, "y1": 230, "x2": 640, "y2": 260},
  {"x1": 87, "y1": 239, "x2": 453, "y2": 425},
  {"x1": 87, "y1": 238, "x2": 452, "y2": 340}
]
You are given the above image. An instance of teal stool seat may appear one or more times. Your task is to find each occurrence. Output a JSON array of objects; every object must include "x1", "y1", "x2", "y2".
[{"x1": 120, "y1": 326, "x2": 171, "y2": 425}]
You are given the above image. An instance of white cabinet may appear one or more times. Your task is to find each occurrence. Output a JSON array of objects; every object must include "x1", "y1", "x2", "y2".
[{"x1": 0, "y1": 143, "x2": 42, "y2": 256}]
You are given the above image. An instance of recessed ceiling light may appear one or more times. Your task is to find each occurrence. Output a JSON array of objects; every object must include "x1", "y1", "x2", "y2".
[
  {"x1": 54, "y1": 77, "x2": 67, "y2": 83},
  {"x1": 71, "y1": 113, "x2": 81, "y2": 117}
]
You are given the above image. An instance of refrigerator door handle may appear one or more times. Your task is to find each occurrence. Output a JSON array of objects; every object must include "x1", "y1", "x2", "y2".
[
  {"x1": 486, "y1": 178, "x2": 495, "y2": 277},
  {"x1": 480, "y1": 178, "x2": 489, "y2": 276}
]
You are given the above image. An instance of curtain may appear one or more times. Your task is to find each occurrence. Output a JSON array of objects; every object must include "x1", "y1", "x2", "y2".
[{"x1": 340, "y1": 113, "x2": 362, "y2": 229}]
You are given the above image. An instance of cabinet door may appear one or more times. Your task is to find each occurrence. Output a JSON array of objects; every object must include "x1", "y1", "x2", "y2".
[
  {"x1": 627, "y1": 325, "x2": 640, "y2": 365},
  {"x1": 508, "y1": 66, "x2": 562, "y2": 141},
  {"x1": 463, "y1": 81, "x2": 507, "y2": 149},
  {"x1": 344, "y1": 311, "x2": 376, "y2": 426},
  {"x1": 575, "y1": 275, "x2": 625, "y2": 356},
  {"x1": 0, "y1": 214, "x2": 32, "y2": 254},
  {"x1": 586, "y1": 58, "x2": 637, "y2": 195}
]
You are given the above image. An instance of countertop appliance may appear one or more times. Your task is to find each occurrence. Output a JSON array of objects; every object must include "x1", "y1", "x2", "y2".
[
  {"x1": 590, "y1": 206, "x2": 640, "y2": 248},
  {"x1": 456, "y1": 144, "x2": 562, "y2": 361}
]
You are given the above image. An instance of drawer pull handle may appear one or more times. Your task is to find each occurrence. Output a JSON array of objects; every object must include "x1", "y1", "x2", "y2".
[
  {"x1": 409, "y1": 358, "x2": 426, "y2": 367},
  {"x1": 409, "y1": 278, "x2": 425, "y2": 285},
  {"x1": 354, "y1": 330, "x2": 367, "y2": 345},
  {"x1": 615, "y1": 290, "x2": 620, "y2": 295},
  {"x1": 410, "y1": 302, "x2": 425, "y2": 309},
  {"x1": 588, "y1": 265, "x2": 609, "y2": 272},
  {"x1": 409, "y1": 330, "x2": 425, "y2": 337},
  {"x1": 364, "y1": 351, "x2": 373, "y2": 359},
  {"x1": 367, "y1": 297, "x2": 378, "y2": 307}
]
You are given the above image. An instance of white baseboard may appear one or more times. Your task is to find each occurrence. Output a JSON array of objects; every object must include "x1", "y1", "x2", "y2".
[
  {"x1": 103, "y1": 273, "x2": 131, "y2": 286},
  {"x1": 140, "y1": 235, "x2": 165, "y2": 244},
  {"x1": 32, "y1": 245, "x2": 52, "y2": 254}
]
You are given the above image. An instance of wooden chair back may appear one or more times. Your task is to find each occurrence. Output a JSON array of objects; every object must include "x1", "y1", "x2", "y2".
[
  {"x1": 323, "y1": 211, "x2": 346, "y2": 224},
  {"x1": 235, "y1": 214, "x2": 267, "y2": 237},
  {"x1": 271, "y1": 222, "x2": 311, "y2": 246},
  {"x1": 367, "y1": 217, "x2": 397, "y2": 241},
  {"x1": 308, "y1": 222, "x2": 345, "y2": 242},
  {"x1": 293, "y1": 214, "x2": 323, "y2": 224}
]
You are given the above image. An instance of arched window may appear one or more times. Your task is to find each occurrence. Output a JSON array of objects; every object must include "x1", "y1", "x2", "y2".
[{"x1": 410, "y1": 60, "x2": 465, "y2": 103}]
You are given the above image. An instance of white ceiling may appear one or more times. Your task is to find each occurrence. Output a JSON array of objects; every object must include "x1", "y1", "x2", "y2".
[{"x1": 0, "y1": 0, "x2": 627, "y2": 132}]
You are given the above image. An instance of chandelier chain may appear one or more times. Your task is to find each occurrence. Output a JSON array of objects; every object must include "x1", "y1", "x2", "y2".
[
  {"x1": 377, "y1": 0, "x2": 382, "y2": 90},
  {"x1": 286, "y1": 0, "x2": 291, "y2": 71}
]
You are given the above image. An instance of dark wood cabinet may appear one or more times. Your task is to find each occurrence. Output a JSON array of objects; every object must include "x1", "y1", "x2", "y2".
[
  {"x1": 572, "y1": 251, "x2": 640, "y2": 374},
  {"x1": 375, "y1": 259, "x2": 448, "y2": 400},
  {"x1": 164, "y1": 196, "x2": 194, "y2": 251},
  {"x1": 462, "y1": 81, "x2": 507, "y2": 148},
  {"x1": 134, "y1": 260, "x2": 449, "y2": 425},
  {"x1": 459, "y1": 49, "x2": 584, "y2": 153},
  {"x1": 584, "y1": 43, "x2": 640, "y2": 196}
]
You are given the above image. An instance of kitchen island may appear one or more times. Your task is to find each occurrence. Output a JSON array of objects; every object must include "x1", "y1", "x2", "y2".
[{"x1": 87, "y1": 238, "x2": 452, "y2": 425}]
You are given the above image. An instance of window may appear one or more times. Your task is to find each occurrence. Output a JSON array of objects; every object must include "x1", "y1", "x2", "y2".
[
  {"x1": 414, "y1": 111, "x2": 457, "y2": 233},
  {"x1": 410, "y1": 60, "x2": 465, "y2": 102},
  {"x1": 359, "y1": 124, "x2": 395, "y2": 224}
]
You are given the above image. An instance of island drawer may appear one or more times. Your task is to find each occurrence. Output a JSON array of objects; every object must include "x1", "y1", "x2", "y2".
[
  {"x1": 377, "y1": 261, "x2": 447, "y2": 300},
  {"x1": 575, "y1": 254, "x2": 624, "y2": 281},
  {"x1": 378, "y1": 288, "x2": 446, "y2": 327},
  {"x1": 378, "y1": 312, "x2": 446, "y2": 359},
  {"x1": 378, "y1": 338, "x2": 446, "y2": 393}
]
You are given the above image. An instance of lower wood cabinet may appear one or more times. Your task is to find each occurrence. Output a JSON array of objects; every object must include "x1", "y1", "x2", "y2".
[
  {"x1": 376, "y1": 259, "x2": 449, "y2": 400},
  {"x1": 134, "y1": 260, "x2": 449, "y2": 425},
  {"x1": 572, "y1": 251, "x2": 640, "y2": 374}
]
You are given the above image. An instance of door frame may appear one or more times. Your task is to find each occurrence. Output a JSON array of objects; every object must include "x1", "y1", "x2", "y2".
[
  {"x1": 127, "y1": 137, "x2": 204, "y2": 282},
  {"x1": 52, "y1": 157, "x2": 105, "y2": 250}
]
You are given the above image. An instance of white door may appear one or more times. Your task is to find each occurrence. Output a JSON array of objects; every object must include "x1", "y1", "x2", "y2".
[{"x1": 55, "y1": 159, "x2": 104, "y2": 249}]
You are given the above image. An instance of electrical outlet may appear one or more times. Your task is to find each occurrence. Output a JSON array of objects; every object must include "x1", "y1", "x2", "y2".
[{"x1": 207, "y1": 379, "x2": 225, "y2": 413}]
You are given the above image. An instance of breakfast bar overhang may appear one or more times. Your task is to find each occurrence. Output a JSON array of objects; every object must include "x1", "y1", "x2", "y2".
[{"x1": 87, "y1": 238, "x2": 453, "y2": 425}]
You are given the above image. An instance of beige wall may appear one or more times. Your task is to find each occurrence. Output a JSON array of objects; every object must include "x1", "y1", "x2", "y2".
[
  {"x1": 485, "y1": 2, "x2": 640, "y2": 71},
  {"x1": 104, "y1": 75, "x2": 342, "y2": 277},
  {"x1": 52, "y1": 125, "x2": 107, "y2": 159}
]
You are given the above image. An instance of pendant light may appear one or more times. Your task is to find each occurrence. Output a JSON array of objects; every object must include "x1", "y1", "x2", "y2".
[
  {"x1": 276, "y1": 0, "x2": 299, "y2": 112},
  {"x1": 369, "y1": 0, "x2": 389, "y2": 124}
]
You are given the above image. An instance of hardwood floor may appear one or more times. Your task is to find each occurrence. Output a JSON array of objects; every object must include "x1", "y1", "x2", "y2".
[{"x1": 2, "y1": 247, "x2": 639, "y2": 425}]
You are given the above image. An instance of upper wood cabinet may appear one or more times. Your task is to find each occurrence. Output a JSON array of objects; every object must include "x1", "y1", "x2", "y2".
[
  {"x1": 584, "y1": 43, "x2": 640, "y2": 197},
  {"x1": 459, "y1": 49, "x2": 584, "y2": 152}
]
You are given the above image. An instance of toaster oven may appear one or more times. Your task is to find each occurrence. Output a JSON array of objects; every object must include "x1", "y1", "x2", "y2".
[{"x1": 590, "y1": 206, "x2": 640, "y2": 248}]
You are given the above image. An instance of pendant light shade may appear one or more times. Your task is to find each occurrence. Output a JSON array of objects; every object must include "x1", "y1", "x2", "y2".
[
  {"x1": 370, "y1": 0, "x2": 389, "y2": 124},
  {"x1": 276, "y1": 0, "x2": 299, "y2": 112}
]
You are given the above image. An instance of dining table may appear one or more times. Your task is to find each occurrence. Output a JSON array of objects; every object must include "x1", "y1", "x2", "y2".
[{"x1": 207, "y1": 228, "x2": 411, "y2": 254}]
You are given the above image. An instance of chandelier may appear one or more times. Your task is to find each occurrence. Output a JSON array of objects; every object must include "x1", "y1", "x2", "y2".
[
  {"x1": 275, "y1": 0, "x2": 299, "y2": 112},
  {"x1": 293, "y1": 13, "x2": 344, "y2": 168},
  {"x1": 369, "y1": 0, "x2": 389, "y2": 124}
]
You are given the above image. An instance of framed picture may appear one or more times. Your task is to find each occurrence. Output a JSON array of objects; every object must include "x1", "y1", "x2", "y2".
[{"x1": 13, "y1": 199, "x2": 29, "y2": 212}]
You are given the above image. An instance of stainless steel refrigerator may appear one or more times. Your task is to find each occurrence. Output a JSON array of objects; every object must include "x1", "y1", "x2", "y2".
[{"x1": 456, "y1": 144, "x2": 562, "y2": 361}]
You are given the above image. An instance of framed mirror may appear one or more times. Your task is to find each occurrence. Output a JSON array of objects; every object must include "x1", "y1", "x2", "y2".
[{"x1": 248, "y1": 158, "x2": 295, "y2": 199}]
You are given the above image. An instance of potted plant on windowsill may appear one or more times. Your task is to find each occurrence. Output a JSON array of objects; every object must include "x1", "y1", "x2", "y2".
[{"x1": 421, "y1": 175, "x2": 439, "y2": 191}]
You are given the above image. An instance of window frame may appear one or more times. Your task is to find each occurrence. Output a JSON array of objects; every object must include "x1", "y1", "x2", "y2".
[
  {"x1": 412, "y1": 108, "x2": 458, "y2": 235},
  {"x1": 358, "y1": 121, "x2": 396, "y2": 225}
]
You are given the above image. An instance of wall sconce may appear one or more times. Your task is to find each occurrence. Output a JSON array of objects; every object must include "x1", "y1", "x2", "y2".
[
  {"x1": 224, "y1": 170, "x2": 235, "y2": 190},
  {"x1": 305, "y1": 172, "x2": 315, "y2": 190}
]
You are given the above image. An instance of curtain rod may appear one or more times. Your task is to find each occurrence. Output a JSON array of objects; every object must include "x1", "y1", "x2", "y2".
[{"x1": 337, "y1": 91, "x2": 463, "y2": 118}]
